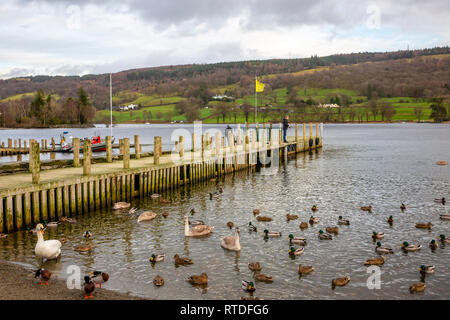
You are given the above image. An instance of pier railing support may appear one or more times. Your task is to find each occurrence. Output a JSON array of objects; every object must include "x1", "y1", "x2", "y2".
[
  {"x1": 30, "y1": 141, "x2": 40, "y2": 184},
  {"x1": 106, "y1": 136, "x2": 112, "y2": 163},
  {"x1": 123, "y1": 138, "x2": 130, "y2": 169},
  {"x1": 134, "y1": 135, "x2": 140, "y2": 159},
  {"x1": 179, "y1": 136, "x2": 184, "y2": 160},
  {"x1": 83, "y1": 139, "x2": 91, "y2": 176},
  {"x1": 154, "y1": 136, "x2": 161, "y2": 165},
  {"x1": 73, "y1": 138, "x2": 80, "y2": 167}
]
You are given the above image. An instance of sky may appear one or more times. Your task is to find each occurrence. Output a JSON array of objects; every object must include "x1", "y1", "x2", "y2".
[{"x1": 0, "y1": 0, "x2": 449, "y2": 79}]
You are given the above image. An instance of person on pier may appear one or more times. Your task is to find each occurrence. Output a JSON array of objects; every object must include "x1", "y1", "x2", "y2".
[{"x1": 282, "y1": 115, "x2": 289, "y2": 143}]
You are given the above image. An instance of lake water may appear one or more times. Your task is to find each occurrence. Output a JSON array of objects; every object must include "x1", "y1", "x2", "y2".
[{"x1": 1, "y1": 123, "x2": 449, "y2": 299}]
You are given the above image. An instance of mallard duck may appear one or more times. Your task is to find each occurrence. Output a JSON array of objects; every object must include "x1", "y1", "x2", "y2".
[
  {"x1": 338, "y1": 216, "x2": 350, "y2": 225},
  {"x1": 137, "y1": 211, "x2": 157, "y2": 222},
  {"x1": 288, "y1": 234, "x2": 307, "y2": 245},
  {"x1": 401, "y1": 241, "x2": 422, "y2": 252},
  {"x1": 326, "y1": 226, "x2": 339, "y2": 234},
  {"x1": 34, "y1": 224, "x2": 61, "y2": 260},
  {"x1": 35, "y1": 269, "x2": 51, "y2": 286},
  {"x1": 227, "y1": 221, "x2": 234, "y2": 229},
  {"x1": 128, "y1": 207, "x2": 137, "y2": 214},
  {"x1": 187, "y1": 273, "x2": 208, "y2": 285},
  {"x1": 375, "y1": 242, "x2": 393, "y2": 254},
  {"x1": 242, "y1": 280, "x2": 255, "y2": 292},
  {"x1": 159, "y1": 198, "x2": 170, "y2": 204},
  {"x1": 149, "y1": 254, "x2": 165, "y2": 263},
  {"x1": 440, "y1": 214, "x2": 450, "y2": 220},
  {"x1": 59, "y1": 217, "x2": 76, "y2": 223},
  {"x1": 434, "y1": 197, "x2": 446, "y2": 205},
  {"x1": 113, "y1": 202, "x2": 131, "y2": 210},
  {"x1": 429, "y1": 239, "x2": 438, "y2": 249},
  {"x1": 162, "y1": 212, "x2": 169, "y2": 218},
  {"x1": 263, "y1": 229, "x2": 281, "y2": 237},
  {"x1": 151, "y1": 193, "x2": 160, "y2": 198},
  {"x1": 74, "y1": 242, "x2": 94, "y2": 252},
  {"x1": 221, "y1": 227, "x2": 241, "y2": 251},
  {"x1": 372, "y1": 232, "x2": 384, "y2": 240},
  {"x1": 364, "y1": 256, "x2": 385, "y2": 266},
  {"x1": 299, "y1": 222, "x2": 308, "y2": 229},
  {"x1": 174, "y1": 254, "x2": 193, "y2": 265},
  {"x1": 254, "y1": 273, "x2": 273, "y2": 283},
  {"x1": 415, "y1": 222, "x2": 432, "y2": 229},
  {"x1": 298, "y1": 264, "x2": 314, "y2": 275},
  {"x1": 44, "y1": 221, "x2": 59, "y2": 228},
  {"x1": 286, "y1": 214, "x2": 298, "y2": 221},
  {"x1": 209, "y1": 192, "x2": 220, "y2": 200},
  {"x1": 361, "y1": 206, "x2": 372, "y2": 212},
  {"x1": 185, "y1": 215, "x2": 214, "y2": 236},
  {"x1": 248, "y1": 262, "x2": 262, "y2": 272},
  {"x1": 89, "y1": 271, "x2": 109, "y2": 288},
  {"x1": 190, "y1": 208, "x2": 196, "y2": 215},
  {"x1": 83, "y1": 276, "x2": 95, "y2": 299},
  {"x1": 257, "y1": 216, "x2": 272, "y2": 222},
  {"x1": 387, "y1": 216, "x2": 394, "y2": 224},
  {"x1": 253, "y1": 209, "x2": 260, "y2": 215},
  {"x1": 0, "y1": 234, "x2": 8, "y2": 239},
  {"x1": 311, "y1": 205, "x2": 318, "y2": 212},
  {"x1": 83, "y1": 231, "x2": 92, "y2": 239},
  {"x1": 26, "y1": 226, "x2": 37, "y2": 234},
  {"x1": 400, "y1": 203, "x2": 406, "y2": 211},
  {"x1": 318, "y1": 230, "x2": 332, "y2": 240},
  {"x1": 189, "y1": 219, "x2": 205, "y2": 226},
  {"x1": 218, "y1": 187, "x2": 224, "y2": 193},
  {"x1": 439, "y1": 234, "x2": 450, "y2": 244},
  {"x1": 332, "y1": 276, "x2": 350, "y2": 289},
  {"x1": 289, "y1": 247, "x2": 304, "y2": 256},
  {"x1": 419, "y1": 265, "x2": 435, "y2": 275},
  {"x1": 248, "y1": 222, "x2": 257, "y2": 232},
  {"x1": 153, "y1": 275, "x2": 164, "y2": 287},
  {"x1": 409, "y1": 282, "x2": 426, "y2": 293},
  {"x1": 309, "y1": 216, "x2": 320, "y2": 225}
]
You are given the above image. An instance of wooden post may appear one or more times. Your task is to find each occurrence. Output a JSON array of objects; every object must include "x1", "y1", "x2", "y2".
[
  {"x1": 201, "y1": 134, "x2": 205, "y2": 160},
  {"x1": 24, "y1": 140, "x2": 27, "y2": 149},
  {"x1": 123, "y1": 137, "x2": 130, "y2": 169},
  {"x1": 309, "y1": 122, "x2": 313, "y2": 138},
  {"x1": 106, "y1": 136, "x2": 112, "y2": 163},
  {"x1": 51, "y1": 137, "x2": 55, "y2": 151},
  {"x1": 215, "y1": 132, "x2": 221, "y2": 156},
  {"x1": 17, "y1": 154, "x2": 22, "y2": 162},
  {"x1": 191, "y1": 133, "x2": 197, "y2": 161},
  {"x1": 44, "y1": 139, "x2": 47, "y2": 150},
  {"x1": 83, "y1": 138, "x2": 91, "y2": 176},
  {"x1": 134, "y1": 135, "x2": 140, "y2": 159},
  {"x1": 179, "y1": 136, "x2": 184, "y2": 159},
  {"x1": 18, "y1": 139, "x2": 22, "y2": 149},
  {"x1": 316, "y1": 123, "x2": 319, "y2": 137},
  {"x1": 73, "y1": 138, "x2": 80, "y2": 167},
  {"x1": 8, "y1": 138, "x2": 12, "y2": 148},
  {"x1": 50, "y1": 152, "x2": 55, "y2": 160},
  {"x1": 295, "y1": 123, "x2": 298, "y2": 143},
  {"x1": 154, "y1": 136, "x2": 161, "y2": 165},
  {"x1": 30, "y1": 142, "x2": 40, "y2": 184}
]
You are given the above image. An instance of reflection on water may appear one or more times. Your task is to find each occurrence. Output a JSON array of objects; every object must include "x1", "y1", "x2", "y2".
[{"x1": 1, "y1": 123, "x2": 450, "y2": 299}]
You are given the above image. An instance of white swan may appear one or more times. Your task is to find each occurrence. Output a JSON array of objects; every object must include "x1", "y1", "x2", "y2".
[
  {"x1": 35, "y1": 224, "x2": 62, "y2": 260},
  {"x1": 220, "y1": 227, "x2": 241, "y2": 251},
  {"x1": 184, "y1": 215, "x2": 214, "y2": 236}
]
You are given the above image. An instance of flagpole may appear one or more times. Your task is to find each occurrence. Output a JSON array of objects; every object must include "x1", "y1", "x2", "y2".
[
  {"x1": 110, "y1": 73, "x2": 113, "y2": 138},
  {"x1": 254, "y1": 75, "x2": 257, "y2": 125}
]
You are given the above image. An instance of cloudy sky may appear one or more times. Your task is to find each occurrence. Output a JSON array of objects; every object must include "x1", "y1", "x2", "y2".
[{"x1": 0, "y1": 0, "x2": 448, "y2": 79}]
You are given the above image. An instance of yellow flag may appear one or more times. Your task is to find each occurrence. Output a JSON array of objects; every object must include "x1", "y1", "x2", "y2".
[{"x1": 255, "y1": 79, "x2": 265, "y2": 92}]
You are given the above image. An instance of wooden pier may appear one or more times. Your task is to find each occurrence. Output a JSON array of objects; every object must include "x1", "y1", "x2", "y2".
[{"x1": 0, "y1": 123, "x2": 323, "y2": 233}]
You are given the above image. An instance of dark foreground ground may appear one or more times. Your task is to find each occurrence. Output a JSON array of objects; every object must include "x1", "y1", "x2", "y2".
[{"x1": 0, "y1": 261, "x2": 142, "y2": 300}]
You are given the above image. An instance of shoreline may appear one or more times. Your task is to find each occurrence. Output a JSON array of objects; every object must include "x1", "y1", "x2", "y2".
[{"x1": 0, "y1": 260, "x2": 143, "y2": 300}]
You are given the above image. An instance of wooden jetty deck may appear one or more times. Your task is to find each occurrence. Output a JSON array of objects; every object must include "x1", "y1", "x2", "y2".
[{"x1": 0, "y1": 123, "x2": 323, "y2": 233}]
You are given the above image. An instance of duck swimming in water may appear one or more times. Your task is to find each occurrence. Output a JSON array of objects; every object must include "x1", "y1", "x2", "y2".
[
  {"x1": 248, "y1": 222, "x2": 257, "y2": 232},
  {"x1": 338, "y1": 216, "x2": 350, "y2": 225},
  {"x1": 318, "y1": 230, "x2": 332, "y2": 240},
  {"x1": 401, "y1": 241, "x2": 422, "y2": 252},
  {"x1": 419, "y1": 265, "x2": 435, "y2": 275},
  {"x1": 375, "y1": 242, "x2": 393, "y2": 254}
]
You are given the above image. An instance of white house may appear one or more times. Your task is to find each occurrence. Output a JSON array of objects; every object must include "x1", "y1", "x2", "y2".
[{"x1": 317, "y1": 103, "x2": 340, "y2": 108}]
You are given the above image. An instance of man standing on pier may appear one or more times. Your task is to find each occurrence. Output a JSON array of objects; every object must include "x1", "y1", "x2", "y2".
[{"x1": 282, "y1": 115, "x2": 289, "y2": 143}]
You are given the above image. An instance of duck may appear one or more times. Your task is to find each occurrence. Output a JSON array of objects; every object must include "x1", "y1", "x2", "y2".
[
  {"x1": 190, "y1": 208, "x2": 196, "y2": 215},
  {"x1": 364, "y1": 256, "x2": 385, "y2": 266},
  {"x1": 34, "y1": 224, "x2": 62, "y2": 260},
  {"x1": 174, "y1": 254, "x2": 193, "y2": 265},
  {"x1": 361, "y1": 206, "x2": 372, "y2": 213},
  {"x1": 189, "y1": 219, "x2": 205, "y2": 226},
  {"x1": 439, "y1": 234, "x2": 450, "y2": 244},
  {"x1": 128, "y1": 207, "x2": 137, "y2": 214},
  {"x1": 59, "y1": 238, "x2": 67, "y2": 245},
  {"x1": 187, "y1": 273, "x2": 208, "y2": 285},
  {"x1": 400, "y1": 203, "x2": 406, "y2": 211},
  {"x1": 434, "y1": 197, "x2": 446, "y2": 205},
  {"x1": 332, "y1": 276, "x2": 350, "y2": 289},
  {"x1": 440, "y1": 214, "x2": 450, "y2": 220},
  {"x1": 429, "y1": 239, "x2": 438, "y2": 249},
  {"x1": 74, "y1": 242, "x2": 94, "y2": 252},
  {"x1": 299, "y1": 222, "x2": 308, "y2": 229},
  {"x1": 416, "y1": 222, "x2": 432, "y2": 229},
  {"x1": 253, "y1": 209, "x2": 260, "y2": 215},
  {"x1": 248, "y1": 262, "x2": 262, "y2": 272},
  {"x1": 35, "y1": 269, "x2": 51, "y2": 286},
  {"x1": 89, "y1": 271, "x2": 109, "y2": 288},
  {"x1": 218, "y1": 187, "x2": 224, "y2": 194},
  {"x1": 289, "y1": 247, "x2": 304, "y2": 256},
  {"x1": 372, "y1": 232, "x2": 385, "y2": 240},
  {"x1": 159, "y1": 198, "x2": 170, "y2": 204},
  {"x1": 263, "y1": 229, "x2": 281, "y2": 237},
  {"x1": 248, "y1": 222, "x2": 257, "y2": 232},
  {"x1": 153, "y1": 275, "x2": 164, "y2": 287},
  {"x1": 256, "y1": 216, "x2": 272, "y2": 222},
  {"x1": 149, "y1": 254, "x2": 165, "y2": 263},
  {"x1": 419, "y1": 265, "x2": 435, "y2": 275},
  {"x1": 113, "y1": 202, "x2": 131, "y2": 210},
  {"x1": 227, "y1": 221, "x2": 234, "y2": 229},
  {"x1": 409, "y1": 282, "x2": 426, "y2": 293},
  {"x1": 375, "y1": 242, "x2": 393, "y2": 254},
  {"x1": 311, "y1": 205, "x2": 318, "y2": 212},
  {"x1": 0, "y1": 234, "x2": 7, "y2": 239},
  {"x1": 83, "y1": 275, "x2": 95, "y2": 299},
  {"x1": 83, "y1": 231, "x2": 92, "y2": 239},
  {"x1": 309, "y1": 216, "x2": 320, "y2": 224},
  {"x1": 288, "y1": 234, "x2": 307, "y2": 245},
  {"x1": 242, "y1": 280, "x2": 256, "y2": 292},
  {"x1": 26, "y1": 227, "x2": 37, "y2": 234},
  {"x1": 387, "y1": 216, "x2": 394, "y2": 224},
  {"x1": 209, "y1": 192, "x2": 220, "y2": 200},
  {"x1": 326, "y1": 226, "x2": 339, "y2": 234},
  {"x1": 137, "y1": 211, "x2": 157, "y2": 222},
  {"x1": 286, "y1": 214, "x2": 298, "y2": 221},
  {"x1": 298, "y1": 264, "x2": 314, "y2": 275},
  {"x1": 338, "y1": 216, "x2": 350, "y2": 225},
  {"x1": 401, "y1": 241, "x2": 422, "y2": 252},
  {"x1": 162, "y1": 212, "x2": 169, "y2": 218},
  {"x1": 59, "y1": 217, "x2": 76, "y2": 223},
  {"x1": 185, "y1": 215, "x2": 214, "y2": 237},
  {"x1": 254, "y1": 273, "x2": 273, "y2": 283},
  {"x1": 221, "y1": 227, "x2": 241, "y2": 251},
  {"x1": 44, "y1": 221, "x2": 59, "y2": 228},
  {"x1": 318, "y1": 230, "x2": 332, "y2": 240}
]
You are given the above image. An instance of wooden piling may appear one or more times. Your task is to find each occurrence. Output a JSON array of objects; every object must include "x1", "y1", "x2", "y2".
[
  {"x1": 154, "y1": 136, "x2": 162, "y2": 165},
  {"x1": 30, "y1": 142, "x2": 40, "y2": 184},
  {"x1": 123, "y1": 138, "x2": 130, "y2": 169},
  {"x1": 73, "y1": 138, "x2": 80, "y2": 167},
  {"x1": 134, "y1": 135, "x2": 140, "y2": 159},
  {"x1": 83, "y1": 139, "x2": 91, "y2": 176},
  {"x1": 106, "y1": 136, "x2": 112, "y2": 163},
  {"x1": 179, "y1": 136, "x2": 184, "y2": 159}
]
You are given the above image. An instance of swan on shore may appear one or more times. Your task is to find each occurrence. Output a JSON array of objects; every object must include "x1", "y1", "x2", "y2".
[{"x1": 34, "y1": 224, "x2": 62, "y2": 261}]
